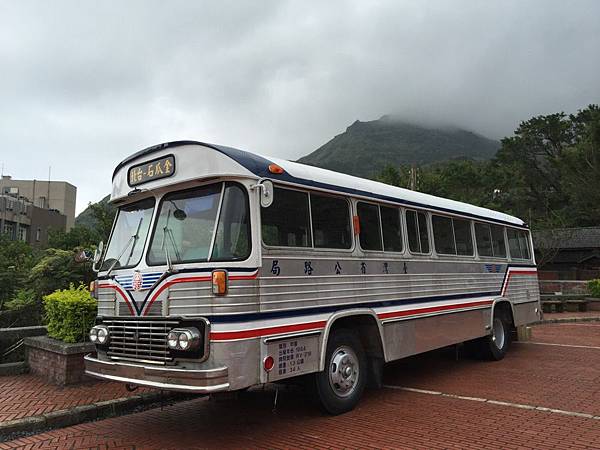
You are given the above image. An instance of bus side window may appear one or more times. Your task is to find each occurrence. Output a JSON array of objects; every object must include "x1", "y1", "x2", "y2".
[
  {"x1": 261, "y1": 187, "x2": 312, "y2": 247},
  {"x1": 490, "y1": 225, "x2": 507, "y2": 258},
  {"x1": 453, "y1": 218, "x2": 473, "y2": 256},
  {"x1": 432, "y1": 215, "x2": 456, "y2": 255},
  {"x1": 357, "y1": 202, "x2": 383, "y2": 251},
  {"x1": 311, "y1": 193, "x2": 352, "y2": 249},
  {"x1": 475, "y1": 223, "x2": 493, "y2": 257},
  {"x1": 406, "y1": 209, "x2": 429, "y2": 254},
  {"x1": 507, "y1": 228, "x2": 530, "y2": 259},
  {"x1": 381, "y1": 206, "x2": 403, "y2": 252}
]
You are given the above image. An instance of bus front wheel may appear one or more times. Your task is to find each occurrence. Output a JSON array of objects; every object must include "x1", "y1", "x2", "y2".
[{"x1": 315, "y1": 329, "x2": 367, "y2": 415}]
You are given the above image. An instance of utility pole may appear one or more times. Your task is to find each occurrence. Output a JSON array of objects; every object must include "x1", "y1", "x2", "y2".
[
  {"x1": 409, "y1": 165, "x2": 418, "y2": 191},
  {"x1": 47, "y1": 166, "x2": 51, "y2": 209}
]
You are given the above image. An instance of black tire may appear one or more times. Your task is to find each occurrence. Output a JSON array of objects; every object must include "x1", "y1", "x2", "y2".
[
  {"x1": 315, "y1": 329, "x2": 367, "y2": 415},
  {"x1": 479, "y1": 312, "x2": 512, "y2": 361}
]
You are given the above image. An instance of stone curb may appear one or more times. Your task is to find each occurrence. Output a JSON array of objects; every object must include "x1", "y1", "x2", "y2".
[
  {"x1": 0, "y1": 362, "x2": 28, "y2": 377},
  {"x1": 0, "y1": 391, "x2": 192, "y2": 442},
  {"x1": 534, "y1": 316, "x2": 600, "y2": 325}
]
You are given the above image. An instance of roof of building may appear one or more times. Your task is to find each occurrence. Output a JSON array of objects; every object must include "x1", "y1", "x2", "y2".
[
  {"x1": 114, "y1": 140, "x2": 526, "y2": 227},
  {"x1": 534, "y1": 227, "x2": 600, "y2": 249}
]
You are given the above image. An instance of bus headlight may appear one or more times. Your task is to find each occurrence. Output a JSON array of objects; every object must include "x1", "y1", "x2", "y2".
[
  {"x1": 90, "y1": 325, "x2": 109, "y2": 344},
  {"x1": 166, "y1": 328, "x2": 200, "y2": 351}
]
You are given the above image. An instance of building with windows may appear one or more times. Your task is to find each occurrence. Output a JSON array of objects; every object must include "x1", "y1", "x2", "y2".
[
  {"x1": 0, "y1": 183, "x2": 69, "y2": 248},
  {"x1": 0, "y1": 175, "x2": 76, "y2": 229}
]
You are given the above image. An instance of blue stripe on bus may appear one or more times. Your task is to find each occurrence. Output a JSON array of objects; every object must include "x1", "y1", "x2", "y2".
[{"x1": 202, "y1": 289, "x2": 499, "y2": 324}]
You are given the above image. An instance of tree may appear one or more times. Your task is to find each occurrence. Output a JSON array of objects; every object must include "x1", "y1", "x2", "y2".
[
  {"x1": 0, "y1": 236, "x2": 35, "y2": 310},
  {"x1": 373, "y1": 105, "x2": 600, "y2": 231},
  {"x1": 28, "y1": 248, "x2": 94, "y2": 300},
  {"x1": 88, "y1": 199, "x2": 116, "y2": 242},
  {"x1": 49, "y1": 225, "x2": 100, "y2": 251}
]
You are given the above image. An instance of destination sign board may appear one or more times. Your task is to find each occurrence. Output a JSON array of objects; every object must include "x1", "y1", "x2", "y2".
[{"x1": 128, "y1": 155, "x2": 175, "y2": 187}]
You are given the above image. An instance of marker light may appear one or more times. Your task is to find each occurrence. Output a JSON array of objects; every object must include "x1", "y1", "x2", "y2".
[
  {"x1": 268, "y1": 163, "x2": 284, "y2": 174},
  {"x1": 263, "y1": 356, "x2": 275, "y2": 372},
  {"x1": 353, "y1": 215, "x2": 361, "y2": 235},
  {"x1": 212, "y1": 270, "x2": 228, "y2": 295}
]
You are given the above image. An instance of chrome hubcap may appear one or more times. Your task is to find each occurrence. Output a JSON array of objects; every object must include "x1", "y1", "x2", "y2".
[
  {"x1": 492, "y1": 317, "x2": 505, "y2": 349},
  {"x1": 329, "y1": 346, "x2": 359, "y2": 398}
]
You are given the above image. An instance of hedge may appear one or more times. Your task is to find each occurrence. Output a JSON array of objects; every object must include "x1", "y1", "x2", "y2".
[
  {"x1": 589, "y1": 279, "x2": 600, "y2": 298},
  {"x1": 44, "y1": 284, "x2": 97, "y2": 343}
]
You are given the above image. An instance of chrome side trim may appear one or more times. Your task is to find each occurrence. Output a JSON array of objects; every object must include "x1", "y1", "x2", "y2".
[
  {"x1": 263, "y1": 330, "x2": 322, "y2": 343},
  {"x1": 381, "y1": 305, "x2": 491, "y2": 325}
]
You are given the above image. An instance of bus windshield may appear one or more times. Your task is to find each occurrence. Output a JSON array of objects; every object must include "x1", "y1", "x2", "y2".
[
  {"x1": 147, "y1": 182, "x2": 251, "y2": 265},
  {"x1": 100, "y1": 197, "x2": 155, "y2": 271}
]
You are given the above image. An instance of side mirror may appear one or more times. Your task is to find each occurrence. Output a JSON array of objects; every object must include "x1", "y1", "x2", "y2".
[
  {"x1": 92, "y1": 241, "x2": 104, "y2": 272},
  {"x1": 260, "y1": 180, "x2": 274, "y2": 208}
]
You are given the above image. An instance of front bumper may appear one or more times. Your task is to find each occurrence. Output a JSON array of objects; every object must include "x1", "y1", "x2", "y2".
[{"x1": 84, "y1": 354, "x2": 229, "y2": 393}]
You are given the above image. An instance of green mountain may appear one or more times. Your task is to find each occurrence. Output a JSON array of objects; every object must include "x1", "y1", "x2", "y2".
[
  {"x1": 298, "y1": 116, "x2": 500, "y2": 178},
  {"x1": 75, "y1": 195, "x2": 112, "y2": 229}
]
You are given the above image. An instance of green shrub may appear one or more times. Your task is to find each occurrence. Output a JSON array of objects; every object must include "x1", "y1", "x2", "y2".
[
  {"x1": 4, "y1": 289, "x2": 37, "y2": 311},
  {"x1": 589, "y1": 279, "x2": 600, "y2": 298},
  {"x1": 44, "y1": 284, "x2": 97, "y2": 343}
]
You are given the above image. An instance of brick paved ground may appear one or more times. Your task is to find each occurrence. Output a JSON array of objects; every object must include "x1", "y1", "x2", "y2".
[
  {"x1": 2, "y1": 322, "x2": 599, "y2": 449},
  {"x1": 543, "y1": 310, "x2": 600, "y2": 321},
  {"x1": 0, "y1": 375, "x2": 153, "y2": 423},
  {"x1": 532, "y1": 322, "x2": 600, "y2": 346}
]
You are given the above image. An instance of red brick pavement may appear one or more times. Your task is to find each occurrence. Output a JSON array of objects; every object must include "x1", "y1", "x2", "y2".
[
  {"x1": 2, "y1": 322, "x2": 599, "y2": 449},
  {"x1": 532, "y1": 322, "x2": 600, "y2": 347},
  {"x1": 0, "y1": 375, "x2": 153, "y2": 423},
  {"x1": 1, "y1": 382, "x2": 598, "y2": 449},
  {"x1": 543, "y1": 311, "x2": 600, "y2": 321}
]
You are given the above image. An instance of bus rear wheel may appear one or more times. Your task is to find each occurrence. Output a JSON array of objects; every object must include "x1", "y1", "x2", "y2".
[{"x1": 315, "y1": 329, "x2": 367, "y2": 415}]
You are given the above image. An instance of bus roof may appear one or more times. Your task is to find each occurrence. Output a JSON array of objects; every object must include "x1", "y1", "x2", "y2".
[{"x1": 115, "y1": 140, "x2": 526, "y2": 228}]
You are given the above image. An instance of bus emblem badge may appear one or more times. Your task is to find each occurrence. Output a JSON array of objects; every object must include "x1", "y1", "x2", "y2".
[{"x1": 132, "y1": 271, "x2": 143, "y2": 291}]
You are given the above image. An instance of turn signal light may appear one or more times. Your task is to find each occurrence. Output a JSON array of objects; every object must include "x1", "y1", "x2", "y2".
[
  {"x1": 268, "y1": 163, "x2": 284, "y2": 174},
  {"x1": 89, "y1": 281, "x2": 98, "y2": 299},
  {"x1": 212, "y1": 270, "x2": 228, "y2": 295}
]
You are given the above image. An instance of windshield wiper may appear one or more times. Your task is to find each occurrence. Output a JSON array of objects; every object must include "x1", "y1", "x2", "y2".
[
  {"x1": 161, "y1": 209, "x2": 182, "y2": 273},
  {"x1": 106, "y1": 217, "x2": 143, "y2": 277}
]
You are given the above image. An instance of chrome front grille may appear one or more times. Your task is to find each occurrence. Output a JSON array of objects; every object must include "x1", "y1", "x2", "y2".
[{"x1": 104, "y1": 319, "x2": 179, "y2": 365}]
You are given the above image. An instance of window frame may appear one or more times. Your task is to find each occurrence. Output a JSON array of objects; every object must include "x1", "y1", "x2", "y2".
[
  {"x1": 356, "y1": 200, "x2": 384, "y2": 252},
  {"x1": 103, "y1": 196, "x2": 157, "y2": 271},
  {"x1": 431, "y1": 213, "x2": 476, "y2": 258},
  {"x1": 405, "y1": 209, "x2": 432, "y2": 256},
  {"x1": 261, "y1": 185, "x2": 355, "y2": 253},
  {"x1": 507, "y1": 227, "x2": 532, "y2": 261},
  {"x1": 260, "y1": 185, "x2": 312, "y2": 249},
  {"x1": 473, "y1": 220, "x2": 511, "y2": 260},
  {"x1": 146, "y1": 181, "x2": 252, "y2": 267}
]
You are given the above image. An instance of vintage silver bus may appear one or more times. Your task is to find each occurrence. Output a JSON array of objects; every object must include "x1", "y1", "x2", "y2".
[{"x1": 85, "y1": 140, "x2": 541, "y2": 414}]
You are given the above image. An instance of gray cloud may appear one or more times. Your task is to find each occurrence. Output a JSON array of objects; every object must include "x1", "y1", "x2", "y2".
[{"x1": 0, "y1": 0, "x2": 598, "y2": 213}]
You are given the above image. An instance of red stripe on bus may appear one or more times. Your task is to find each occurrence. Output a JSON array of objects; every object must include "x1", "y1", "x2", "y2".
[
  {"x1": 377, "y1": 299, "x2": 493, "y2": 320},
  {"x1": 142, "y1": 271, "x2": 259, "y2": 316},
  {"x1": 210, "y1": 321, "x2": 327, "y2": 341},
  {"x1": 210, "y1": 300, "x2": 494, "y2": 341},
  {"x1": 98, "y1": 283, "x2": 134, "y2": 315},
  {"x1": 500, "y1": 270, "x2": 537, "y2": 296}
]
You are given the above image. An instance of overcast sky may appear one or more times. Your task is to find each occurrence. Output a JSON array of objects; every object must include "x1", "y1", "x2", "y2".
[{"x1": 1, "y1": 0, "x2": 599, "y2": 214}]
